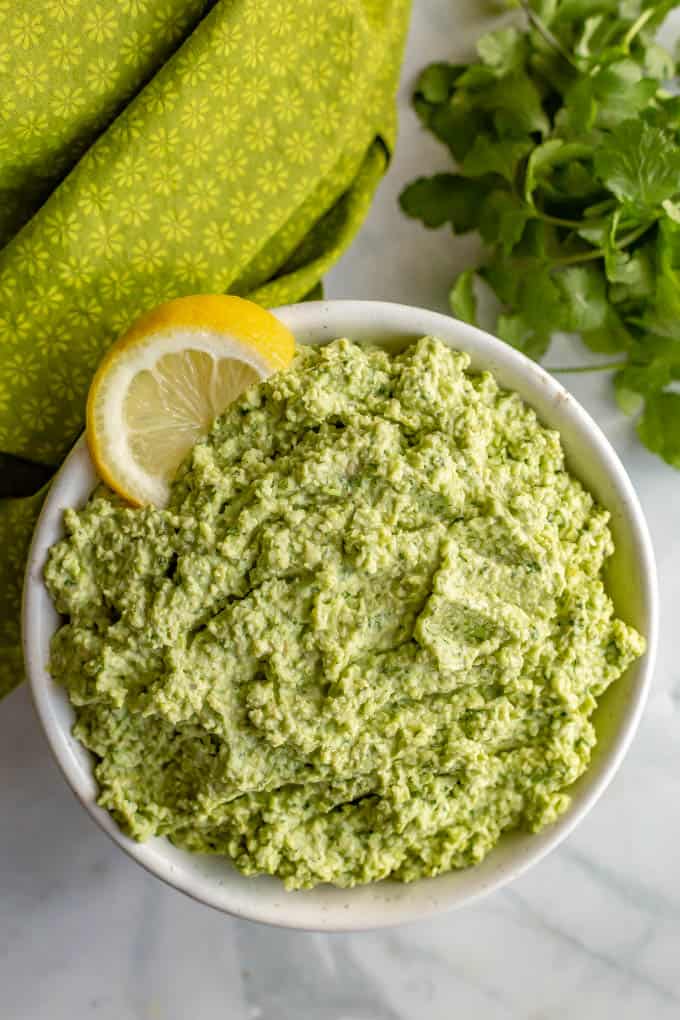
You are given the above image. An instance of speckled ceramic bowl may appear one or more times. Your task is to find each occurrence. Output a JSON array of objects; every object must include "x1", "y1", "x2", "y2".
[{"x1": 23, "y1": 300, "x2": 658, "y2": 930}]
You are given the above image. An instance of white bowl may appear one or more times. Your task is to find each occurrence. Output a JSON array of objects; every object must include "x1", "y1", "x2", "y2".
[{"x1": 23, "y1": 300, "x2": 658, "y2": 931}]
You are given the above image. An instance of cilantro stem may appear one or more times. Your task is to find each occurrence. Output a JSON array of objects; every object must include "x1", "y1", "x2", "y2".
[
  {"x1": 588, "y1": 9, "x2": 655, "y2": 77},
  {"x1": 519, "y1": 0, "x2": 581, "y2": 70},
  {"x1": 551, "y1": 221, "x2": 653, "y2": 265},
  {"x1": 548, "y1": 361, "x2": 626, "y2": 374},
  {"x1": 616, "y1": 221, "x2": 654, "y2": 248},
  {"x1": 535, "y1": 210, "x2": 590, "y2": 229},
  {"x1": 622, "y1": 8, "x2": 655, "y2": 51},
  {"x1": 552, "y1": 248, "x2": 605, "y2": 266}
]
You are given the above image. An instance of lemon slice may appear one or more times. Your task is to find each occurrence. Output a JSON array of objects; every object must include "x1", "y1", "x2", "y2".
[{"x1": 87, "y1": 294, "x2": 295, "y2": 507}]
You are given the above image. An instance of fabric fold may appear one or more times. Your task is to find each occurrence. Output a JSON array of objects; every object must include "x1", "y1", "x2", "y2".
[
  {"x1": 0, "y1": 0, "x2": 411, "y2": 697},
  {"x1": 0, "y1": 0, "x2": 218, "y2": 246}
]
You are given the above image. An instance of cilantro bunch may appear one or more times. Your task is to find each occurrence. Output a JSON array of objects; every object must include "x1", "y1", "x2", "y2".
[{"x1": 400, "y1": 0, "x2": 680, "y2": 467}]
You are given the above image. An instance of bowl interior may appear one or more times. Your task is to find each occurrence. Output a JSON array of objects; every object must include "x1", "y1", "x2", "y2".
[{"x1": 23, "y1": 300, "x2": 657, "y2": 930}]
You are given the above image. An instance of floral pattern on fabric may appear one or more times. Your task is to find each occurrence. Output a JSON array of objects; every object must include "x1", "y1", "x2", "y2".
[{"x1": 0, "y1": 0, "x2": 411, "y2": 697}]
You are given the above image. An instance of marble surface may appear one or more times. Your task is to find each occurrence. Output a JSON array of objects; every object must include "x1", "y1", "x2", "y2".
[{"x1": 3, "y1": 3, "x2": 680, "y2": 1017}]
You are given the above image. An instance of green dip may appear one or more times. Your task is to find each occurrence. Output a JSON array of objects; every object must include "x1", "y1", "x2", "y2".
[{"x1": 45, "y1": 337, "x2": 645, "y2": 889}]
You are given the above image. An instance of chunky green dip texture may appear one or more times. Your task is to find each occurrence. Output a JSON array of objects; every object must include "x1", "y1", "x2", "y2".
[{"x1": 45, "y1": 337, "x2": 645, "y2": 889}]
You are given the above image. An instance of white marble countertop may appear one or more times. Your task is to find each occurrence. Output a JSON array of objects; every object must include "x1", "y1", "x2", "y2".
[{"x1": 3, "y1": 3, "x2": 680, "y2": 1017}]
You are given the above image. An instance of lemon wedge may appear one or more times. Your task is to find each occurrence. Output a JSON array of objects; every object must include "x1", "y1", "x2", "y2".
[{"x1": 86, "y1": 294, "x2": 295, "y2": 507}]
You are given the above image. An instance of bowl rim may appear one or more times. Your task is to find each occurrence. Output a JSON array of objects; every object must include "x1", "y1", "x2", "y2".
[{"x1": 22, "y1": 299, "x2": 659, "y2": 931}]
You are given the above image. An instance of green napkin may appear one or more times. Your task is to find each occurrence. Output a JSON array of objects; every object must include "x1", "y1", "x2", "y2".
[
  {"x1": 0, "y1": 0, "x2": 411, "y2": 697},
  {"x1": 0, "y1": 0, "x2": 217, "y2": 247}
]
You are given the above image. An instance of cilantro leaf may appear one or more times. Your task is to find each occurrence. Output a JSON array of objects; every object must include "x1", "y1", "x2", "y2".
[
  {"x1": 524, "y1": 140, "x2": 566, "y2": 204},
  {"x1": 594, "y1": 119, "x2": 680, "y2": 210},
  {"x1": 590, "y1": 61, "x2": 660, "y2": 130},
  {"x1": 399, "y1": 174, "x2": 490, "y2": 232},
  {"x1": 614, "y1": 332, "x2": 680, "y2": 414},
  {"x1": 556, "y1": 265, "x2": 609, "y2": 331},
  {"x1": 478, "y1": 190, "x2": 531, "y2": 251},
  {"x1": 497, "y1": 314, "x2": 550, "y2": 360},
  {"x1": 476, "y1": 27, "x2": 527, "y2": 76},
  {"x1": 401, "y1": 0, "x2": 680, "y2": 469},
  {"x1": 552, "y1": 159, "x2": 601, "y2": 200},
  {"x1": 530, "y1": 0, "x2": 559, "y2": 23},
  {"x1": 614, "y1": 358, "x2": 671, "y2": 414},
  {"x1": 642, "y1": 218, "x2": 680, "y2": 337},
  {"x1": 412, "y1": 63, "x2": 486, "y2": 163},
  {"x1": 482, "y1": 252, "x2": 522, "y2": 308},
  {"x1": 637, "y1": 392, "x2": 680, "y2": 467},
  {"x1": 662, "y1": 199, "x2": 680, "y2": 224},
  {"x1": 461, "y1": 135, "x2": 533, "y2": 182},
  {"x1": 582, "y1": 306, "x2": 635, "y2": 353},
  {"x1": 424, "y1": 102, "x2": 488, "y2": 164},
  {"x1": 414, "y1": 63, "x2": 464, "y2": 106},
  {"x1": 642, "y1": 40, "x2": 675, "y2": 79},
  {"x1": 523, "y1": 139, "x2": 593, "y2": 205},
  {"x1": 604, "y1": 246, "x2": 653, "y2": 292},
  {"x1": 473, "y1": 71, "x2": 550, "y2": 137},
  {"x1": 558, "y1": 77, "x2": 598, "y2": 135},
  {"x1": 482, "y1": 250, "x2": 568, "y2": 338},
  {"x1": 576, "y1": 221, "x2": 609, "y2": 246},
  {"x1": 455, "y1": 64, "x2": 500, "y2": 90},
  {"x1": 515, "y1": 262, "x2": 569, "y2": 335},
  {"x1": 613, "y1": 372, "x2": 644, "y2": 415}
]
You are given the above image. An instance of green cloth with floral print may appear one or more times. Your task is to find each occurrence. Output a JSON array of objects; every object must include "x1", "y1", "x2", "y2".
[{"x1": 0, "y1": 0, "x2": 411, "y2": 698}]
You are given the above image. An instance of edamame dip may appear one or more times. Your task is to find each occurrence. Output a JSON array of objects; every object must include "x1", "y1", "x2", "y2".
[{"x1": 45, "y1": 337, "x2": 645, "y2": 889}]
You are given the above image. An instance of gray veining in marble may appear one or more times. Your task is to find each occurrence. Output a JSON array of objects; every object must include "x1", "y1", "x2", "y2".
[{"x1": 3, "y1": 2, "x2": 680, "y2": 1017}]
